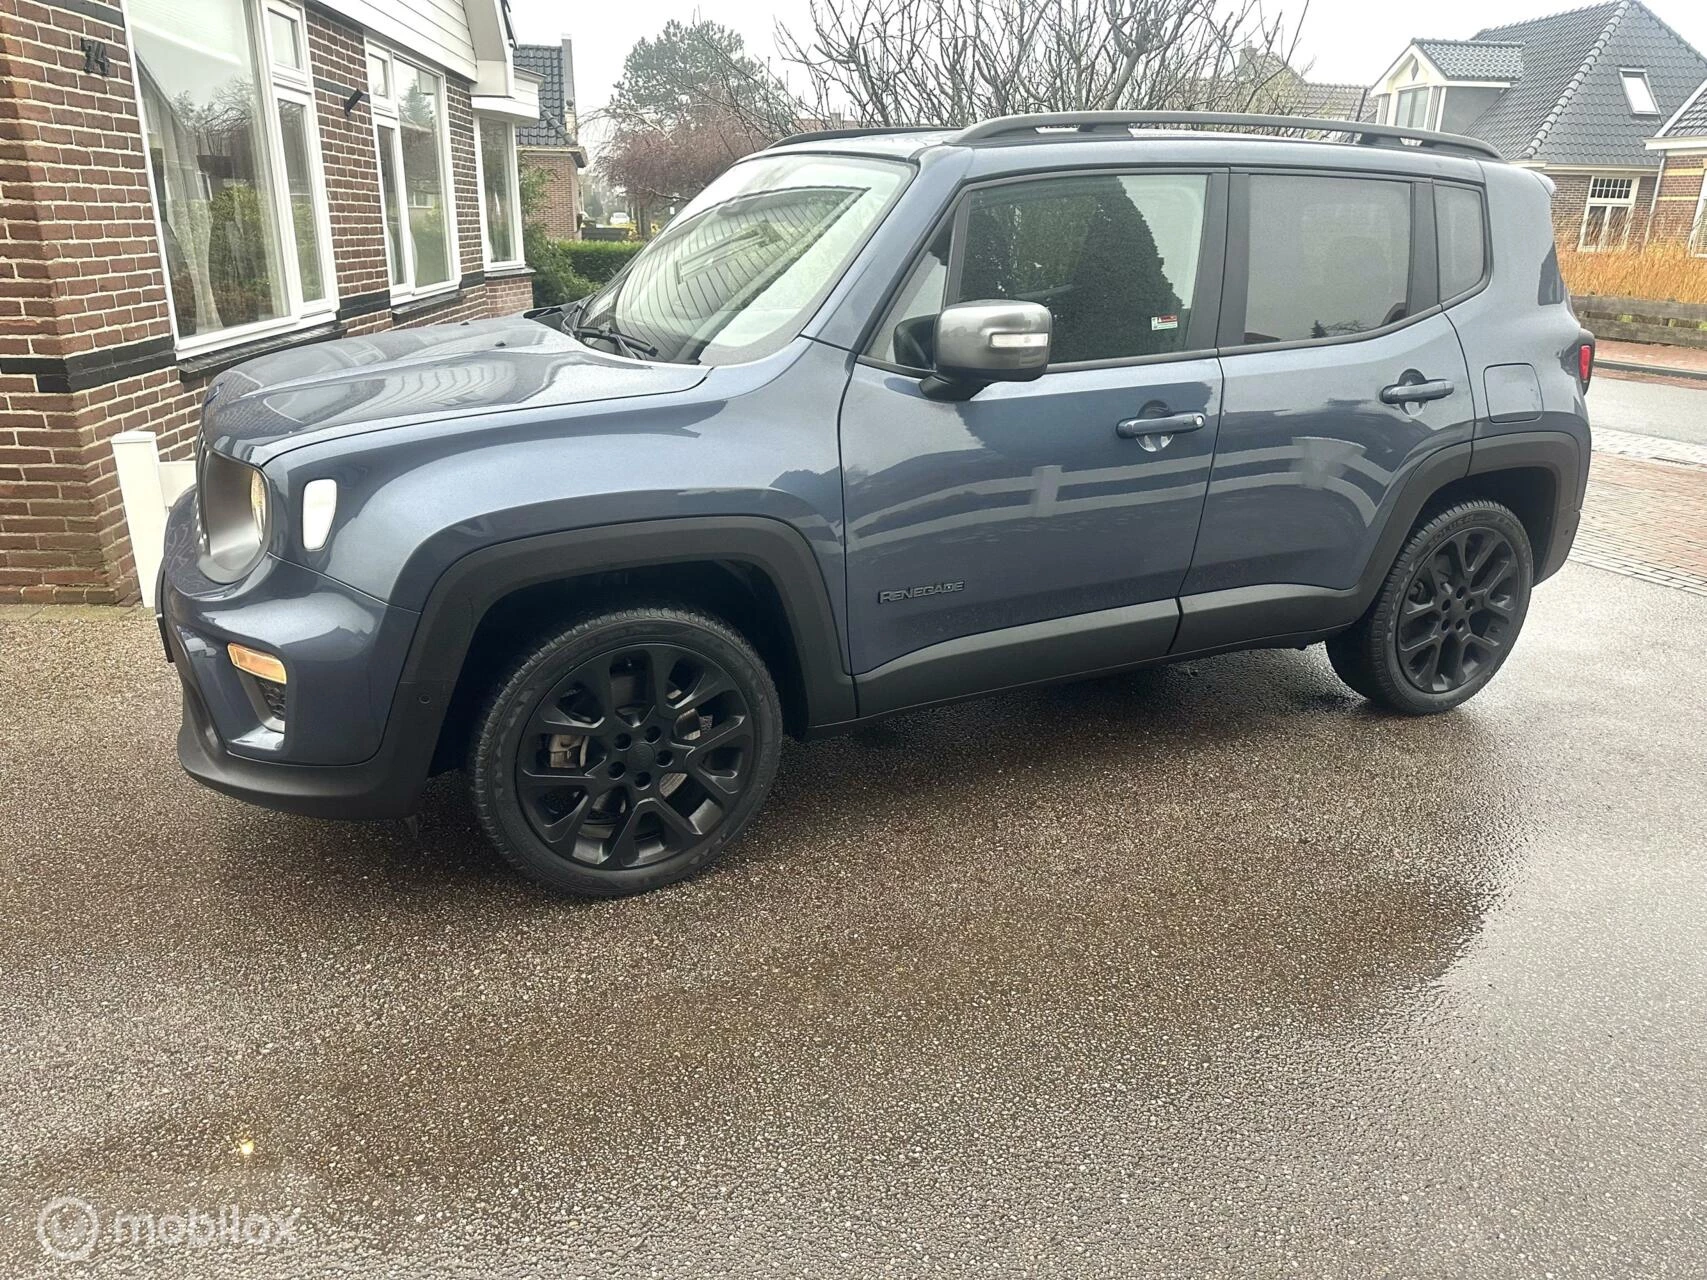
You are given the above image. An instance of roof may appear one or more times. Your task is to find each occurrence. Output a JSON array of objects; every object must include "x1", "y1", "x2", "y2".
[
  {"x1": 1290, "y1": 82, "x2": 1373, "y2": 120},
  {"x1": 514, "y1": 43, "x2": 571, "y2": 148},
  {"x1": 1456, "y1": 1, "x2": 1707, "y2": 167},
  {"x1": 1657, "y1": 78, "x2": 1707, "y2": 138},
  {"x1": 1413, "y1": 39, "x2": 1525, "y2": 81}
]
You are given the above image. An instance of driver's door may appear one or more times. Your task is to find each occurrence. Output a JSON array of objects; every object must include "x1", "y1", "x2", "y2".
[{"x1": 840, "y1": 169, "x2": 1228, "y2": 713}]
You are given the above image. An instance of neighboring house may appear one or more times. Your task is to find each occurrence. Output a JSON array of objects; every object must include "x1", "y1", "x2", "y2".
[
  {"x1": 0, "y1": 0, "x2": 541, "y2": 603},
  {"x1": 1368, "y1": 1, "x2": 1707, "y2": 251},
  {"x1": 1645, "y1": 79, "x2": 1707, "y2": 252},
  {"x1": 513, "y1": 39, "x2": 588, "y2": 238},
  {"x1": 1206, "y1": 50, "x2": 1373, "y2": 124}
]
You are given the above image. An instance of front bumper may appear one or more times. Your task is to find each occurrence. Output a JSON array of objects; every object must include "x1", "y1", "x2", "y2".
[{"x1": 159, "y1": 493, "x2": 444, "y2": 819}]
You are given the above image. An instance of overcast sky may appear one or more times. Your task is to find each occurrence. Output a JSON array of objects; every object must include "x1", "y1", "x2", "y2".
[{"x1": 510, "y1": 0, "x2": 1707, "y2": 128}]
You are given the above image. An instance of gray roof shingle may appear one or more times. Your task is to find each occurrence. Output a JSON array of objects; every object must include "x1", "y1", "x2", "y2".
[
  {"x1": 1413, "y1": 39, "x2": 1525, "y2": 81},
  {"x1": 1458, "y1": 1, "x2": 1707, "y2": 166},
  {"x1": 1658, "y1": 78, "x2": 1707, "y2": 138},
  {"x1": 1292, "y1": 82, "x2": 1374, "y2": 120},
  {"x1": 515, "y1": 43, "x2": 571, "y2": 148}
]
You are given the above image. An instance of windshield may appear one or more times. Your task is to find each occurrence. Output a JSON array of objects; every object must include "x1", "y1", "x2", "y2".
[{"x1": 575, "y1": 153, "x2": 910, "y2": 365}]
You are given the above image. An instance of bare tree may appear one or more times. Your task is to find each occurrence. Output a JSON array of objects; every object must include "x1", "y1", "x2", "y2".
[
  {"x1": 777, "y1": 0, "x2": 1314, "y2": 128},
  {"x1": 595, "y1": 20, "x2": 807, "y2": 218}
]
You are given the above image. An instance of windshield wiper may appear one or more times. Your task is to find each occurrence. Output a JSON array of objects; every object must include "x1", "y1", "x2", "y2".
[{"x1": 571, "y1": 321, "x2": 658, "y2": 360}]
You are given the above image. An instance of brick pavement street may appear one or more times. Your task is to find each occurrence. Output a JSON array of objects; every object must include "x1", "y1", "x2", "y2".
[{"x1": 1577, "y1": 449, "x2": 1707, "y2": 597}]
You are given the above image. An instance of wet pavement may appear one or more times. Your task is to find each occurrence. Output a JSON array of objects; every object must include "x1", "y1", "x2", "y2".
[{"x1": 2, "y1": 557, "x2": 1706, "y2": 1277}]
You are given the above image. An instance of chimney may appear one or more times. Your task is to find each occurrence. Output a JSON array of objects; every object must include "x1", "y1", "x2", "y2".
[{"x1": 561, "y1": 37, "x2": 577, "y2": 142}]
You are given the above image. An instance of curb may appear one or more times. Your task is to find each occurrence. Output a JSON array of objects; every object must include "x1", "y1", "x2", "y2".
[{"x1": 1598, "y1": 359, "x2": 1707, "y2": 384}]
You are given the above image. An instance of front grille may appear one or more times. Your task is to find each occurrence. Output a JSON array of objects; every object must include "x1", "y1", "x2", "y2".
[{"x1": 256, "y1": 677, "x2": 287, "y2": 726}]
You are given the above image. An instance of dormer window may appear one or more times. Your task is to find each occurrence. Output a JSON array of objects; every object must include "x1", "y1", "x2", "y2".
[{"x1": 1620, "y1": 69, "x2": 1658, "y2": 115}]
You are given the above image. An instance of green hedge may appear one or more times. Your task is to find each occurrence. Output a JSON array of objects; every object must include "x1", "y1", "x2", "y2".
[
  {"x1": 562, "y1": 240, "x2": 644, "y2": 283},
  {"x1": 525, "y1": 225, "x2": 594, "y2": 309}
]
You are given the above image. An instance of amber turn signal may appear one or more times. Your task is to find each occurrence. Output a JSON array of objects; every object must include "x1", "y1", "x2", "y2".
[{"x1": 227, "y1": 642, "x2": 287, "y2": 684}]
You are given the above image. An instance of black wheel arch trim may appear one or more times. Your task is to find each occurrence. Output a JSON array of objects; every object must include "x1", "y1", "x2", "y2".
[
  {"x1": 398, "y1": 515, "x2": 857, "y2": 720},
  {"x1": 1465, "y1": 428, "x2": 1584, "y2": 582},
  {"x1": 1173, "y1": 431, "x2": 1581, "y2": 652}
]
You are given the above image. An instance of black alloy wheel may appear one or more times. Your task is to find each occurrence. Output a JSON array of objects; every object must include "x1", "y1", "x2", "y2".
[
  {"x1": 471, "y1": 606, "x2": 782, "y2": 896},
  {"x1": 1327, "y1": 499, "x2": 1534, "y2": 715},
  {"x1": 517, "y1": 643, "x2": 754, "y2": 867},
  {"x1": 1393, "y1": 526, "x2": 1522, "y2": 694}
]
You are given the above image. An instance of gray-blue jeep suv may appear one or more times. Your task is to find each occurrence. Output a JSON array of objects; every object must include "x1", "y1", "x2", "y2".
[{"x1": 159, "y1": 111, "x2": 1595, "y2": 896}]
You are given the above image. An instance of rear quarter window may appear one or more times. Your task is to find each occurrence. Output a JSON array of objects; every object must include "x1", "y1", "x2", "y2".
[{"x1": 1437, "y1": 185, "x2": 1488, "y2": 300}]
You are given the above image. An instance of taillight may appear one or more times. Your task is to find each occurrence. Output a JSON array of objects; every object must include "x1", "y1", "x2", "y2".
[{"x1": 1577, "y1": 339, "x2": 1594, "y2": 391}]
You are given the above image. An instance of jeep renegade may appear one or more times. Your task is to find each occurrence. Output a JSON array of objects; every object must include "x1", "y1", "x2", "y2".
[{"x1": 158, "y1": 111, "x2": 1595, "y2": 896}]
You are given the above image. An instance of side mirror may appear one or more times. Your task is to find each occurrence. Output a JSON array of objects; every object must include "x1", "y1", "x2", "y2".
[{"x1": 923, "y1": 300, "x2": 1051, "y2": 400}]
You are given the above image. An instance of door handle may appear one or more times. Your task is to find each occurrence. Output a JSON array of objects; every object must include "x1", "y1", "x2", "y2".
[
  {"x1": 1379, "y1": 378, "x2": 1455, "y2": 406},
  {"x1": 1115, "y1": 411, "x2": 1207, "y2": 439}
]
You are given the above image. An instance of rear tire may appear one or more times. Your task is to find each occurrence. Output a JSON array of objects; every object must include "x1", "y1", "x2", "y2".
[
  {"x1": 1327, "y1": 500, "x2": 1533, "y2": 715},
  {"x1": 469, "y1": 604, "x2": 783, "y2": 896}
]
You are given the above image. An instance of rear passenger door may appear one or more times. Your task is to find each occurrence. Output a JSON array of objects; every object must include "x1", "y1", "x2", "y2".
[{"x1": 1182, "y1": 171, "x2": 1474, "y2": 610}]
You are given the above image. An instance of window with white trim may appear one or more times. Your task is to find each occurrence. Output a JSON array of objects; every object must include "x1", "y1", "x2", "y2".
[
  {"x1": 1620, "y1": 69, "x2": 1658, "y2": 116},
  {"x1": 368, "y1": 46, "x2": 457, "y2": 295},
  {"x1": 475, "y1": 119, "x2": 523, "y2": 267},
  {"x1": 1691, "y1": 180, "x2": 1707, "y2": 257},
  {"x1": 1579, "y1": 176, "x2": 1636, "y2": 252},
  {"x1": 131, "y1": 0, "x2": 336, "y2": 349},
  {"x1": 1395, "y1": 87, "x2": 1430, "y2": 129}
]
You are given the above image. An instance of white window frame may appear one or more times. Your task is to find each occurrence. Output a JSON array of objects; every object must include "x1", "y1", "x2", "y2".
[
  {"x1": 1579, "y1": 175, "x2": 1638, "y2": 252},
  {"x1": 1620, "y1": 69, "x2": 1659, "y2": 116},
  {"x1": 1691, "y1": 177, "x2": 1707, "y2": 258},
  {"x1": 473, "y1": 118, "x2": 525, "y2": 270},
  {"x1": 125, "y1": 0, "x2": 339, "y2": 356},
  {"x1": 1395, "y1": 87, "x2": 1430, "y2": 130},
  {"x1": 367, "y1": 43, "x2": 460, "y2": 300}
]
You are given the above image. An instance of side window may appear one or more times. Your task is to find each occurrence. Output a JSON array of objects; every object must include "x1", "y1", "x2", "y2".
[
  {"x1": 1437, "y1": 185, "x2": 1487, "y2": 300},
  {"x1": 1242, "y1": 175, "x2": 1412, "y2": 345},
  {"x1": 868, "y1": 173, "x2": 1208, "y2": 369},
  {"x1": 956, "y1": 174, "x2": 1207, "y2": 364}
]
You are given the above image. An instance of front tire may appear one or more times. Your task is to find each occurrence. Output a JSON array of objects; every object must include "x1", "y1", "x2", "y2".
[
  {"x1": 1327, "y1": 500, "x2": 1533, "y2": 715},
  {"x1": 470, "y1": 605, "x2": 783, "y2": 896}
]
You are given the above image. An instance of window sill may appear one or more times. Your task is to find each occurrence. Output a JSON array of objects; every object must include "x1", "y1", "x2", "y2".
[
  {"x1": 177, "y1": 319, "x2": 344, "y2": 378},
  {"x1": 391, "y1": 289, "x2": 465, "y2": 321},
  {"x1": 483, "y1": 262, "x2": 534, "y2": 281}
]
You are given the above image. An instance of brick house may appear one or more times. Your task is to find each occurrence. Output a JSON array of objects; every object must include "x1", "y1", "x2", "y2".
[
  {"x1": 513, "y1": 38, "x2": 585, "y2": 239},
  {"x1": 1366, "y1": 1, "x2": 1707, "y2": 251},
  {"x1": 1645, "y1": 79, "x2": 1707, "y2": 250},
  {"x1": 0, "y1": 0, "x2": 542, "y2": 603}
]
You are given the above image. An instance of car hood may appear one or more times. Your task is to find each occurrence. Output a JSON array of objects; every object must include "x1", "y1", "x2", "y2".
[{"x1": 201, "y1": 316, "x2": 708, "y2": 462}]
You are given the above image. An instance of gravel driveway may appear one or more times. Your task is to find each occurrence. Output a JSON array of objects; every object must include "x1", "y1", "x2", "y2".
[{"x1": 3, "y1": 560, "x2": 1705, "y2": 1278}]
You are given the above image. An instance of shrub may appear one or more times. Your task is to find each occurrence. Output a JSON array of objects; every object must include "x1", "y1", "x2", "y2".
[
  {"x1": 1557, "y1": 242, "x2": 1707, "y2": 305},
  {"x1": 562, "y1": 240, "x2": 645, "y2": 284},
  {"x1": 524, "y1": 224, "x2": 594, "y2": 309}
]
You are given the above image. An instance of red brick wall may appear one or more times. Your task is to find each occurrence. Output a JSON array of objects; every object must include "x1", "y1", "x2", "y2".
[
  {"x1": 448, "y1": 80, "x2": 482, "y2": 281},
  {"x1": 1, "y1": 0, "x2": 173, "y2": 602},
  {"x1": 1649, "y1": 154, "x2": 1706, "y2": 246},
  {"x1": 1547, "y1": 172, "x2": 1659, "y2": 250},
  {"x1": 485, "y1": 273, "x2": 534, "y2": 316},
  {"x1": 519, "y1": 148, "x2": 581, "y2": 238},
  {"x1": 0, "y1": 0, "x2": 530, "y2": 603},
  {"x1": 308, "y1": 8, "x2": 388, "y2": 312}
]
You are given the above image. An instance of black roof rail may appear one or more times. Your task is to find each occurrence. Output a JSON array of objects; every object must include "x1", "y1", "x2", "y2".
[
  {"x1": 769, "y1": 125, "x2": 945, "y2": 148},
  {"x1": 948, "y1": 111, "x2": 1503, "y2": 161}
]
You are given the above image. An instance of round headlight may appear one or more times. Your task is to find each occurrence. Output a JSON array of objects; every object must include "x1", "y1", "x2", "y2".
[
  {"x1": 198, "y1": 451, "x2": 271, "y2": 582},
  {"x1": 250, "y1": 467, "x2": 269, "y2": 539}
]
